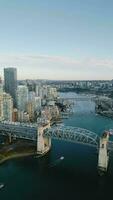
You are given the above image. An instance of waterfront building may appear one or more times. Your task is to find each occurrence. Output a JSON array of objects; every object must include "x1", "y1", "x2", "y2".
[
  {"x1": 42, "y1": 86, "x2": 48, "y2": 98},
  {"x1": 27, "y1": 102, "x2": 35, "y2": 121},
  {"x1": 17, "y1": 85, "x2": 28, "y2": 111},
  {"x1": 28, "y1": 92, "x2": 36, "y2": 106},
  {"x1": 41, "y1": 108, "x2": 52, "y2": 121},
  {"x1": 0, "y1": 76, "x2": 2, "y2": 83},
  {"x1": 35, "y1": 84, "x2": 40, "y2": 96},
  {"x1": 0, "y1": 95, "x2": 3, "y2": 121},
  {"x1": 49, "y1": 105, "x2": 60, "y2": 120},
  {"x1": 38, "y1": 87, "x2": 43, "y2": 98},
  {"x1": 18, "y1": 111, "x2": 29, "y2": 122},
  {"x1": 34, "y1": 97, "x2": 41, "y2": 111},
  {"x1": 23, "y1": 112, "x2": 30, "y2": 122},
  {"x1": 12, "y1": 108, "x2": 18, "y2": 122},
  {"x1": 28, "y1": 91, "x2": 35, "y2": 101},
  {"x1": 0, "y1": 76, "x2": 3, "y2": 95},
  {"x1": 27, "y1": 91, "x2": 36, "y2": 121},
  {"x1": 3, "y1": 93, "x2": 13, "y2": 121},
  {"x1": 0, "y1": 85, "x2": 3, "y2": 95},
  {"x1": 27, "y1": 96, "x2": 41, "y2": 121},
  {"x1": 4, "y1": 68, "x2": 17, "y2": 107},
  {"x1": 47, "y1": 86, "x2": 58, "y2": 100},
  {"x1": 41, "y1": 105, "x2": 59, "y2": 121}
]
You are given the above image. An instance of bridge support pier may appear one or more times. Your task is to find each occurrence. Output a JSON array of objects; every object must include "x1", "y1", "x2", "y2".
[
  {"x1": 37, "y1": 122, "x2": 51, "y2": 155},
  {"x1": 98, "y1": 131, "x2": 109, "y2": 174}
]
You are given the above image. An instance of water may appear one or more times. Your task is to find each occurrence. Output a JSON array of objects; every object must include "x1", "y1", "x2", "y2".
[{"x1": 1, "y1": 92, "x2": 113, "y2": 200}]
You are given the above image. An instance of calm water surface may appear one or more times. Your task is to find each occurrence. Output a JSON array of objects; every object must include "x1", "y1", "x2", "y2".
[{"x1": 1, "y1": 93, "x2": 113, "y2": 200}]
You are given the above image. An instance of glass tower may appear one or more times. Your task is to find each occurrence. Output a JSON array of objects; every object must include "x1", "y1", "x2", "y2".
[{"x1": 4, "y1": 68, "x2": 17, "y2": 107}]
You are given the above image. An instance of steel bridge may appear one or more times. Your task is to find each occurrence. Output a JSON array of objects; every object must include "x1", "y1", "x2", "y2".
[
  {"x1": 0, "y1": 121, "x2": 113, "y2": 151},
  {"x1": 0, "y1": 122, "x2": 37, "y2": 141},
  {"x1": 59, "y1": 96, "x2": 95, "y2": 101},
  {"x1": 0, "y1": 122, "x2": 99, "y2": 147},
  {"x1": 43, "y1": 126, "x2": 99, "y2": 147},
  {"x1": 1, "y1": 121, "x2": 113, "y2": 172}
]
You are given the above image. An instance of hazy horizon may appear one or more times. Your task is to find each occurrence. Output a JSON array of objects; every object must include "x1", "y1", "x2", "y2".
[{"x1": 0, "y1": 0, "x2": 113, "y2": 80}]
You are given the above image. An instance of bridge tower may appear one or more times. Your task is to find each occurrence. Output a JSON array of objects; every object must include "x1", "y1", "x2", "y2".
[
  {"x1": 37, "y1": 121, "x2": 51, "y2": 154},
  {"x1": 98, "y1": 131, "x2": 109, "y2": 173}
]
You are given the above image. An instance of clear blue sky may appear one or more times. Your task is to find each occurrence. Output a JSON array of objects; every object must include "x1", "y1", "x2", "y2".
[{"x1": 0, "y1": 0, "x2": 113, "y2": 80}]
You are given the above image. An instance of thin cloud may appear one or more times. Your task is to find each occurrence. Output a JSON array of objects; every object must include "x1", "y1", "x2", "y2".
[{"x1": 0, "y1": 54, "x2": 113, "y2": 80}]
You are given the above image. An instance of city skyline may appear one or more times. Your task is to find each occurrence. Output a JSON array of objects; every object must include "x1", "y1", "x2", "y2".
[{"x1": 0, "y1": 0, "x2": 113, "y2": 80}]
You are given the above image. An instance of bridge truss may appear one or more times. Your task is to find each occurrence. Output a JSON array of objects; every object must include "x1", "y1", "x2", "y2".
[
  {"x1": 59, "y1": 96, "x2": 95, "y2": 101},
  {"x1": 44, "y1": 126, "x2": 99, "y2": 147},
  {"x1": 0, "y1": 122, "x2": 37, "y2": 140},
  {"x1": 1, "y1": 122, "x2": 113, "y2": 151}
]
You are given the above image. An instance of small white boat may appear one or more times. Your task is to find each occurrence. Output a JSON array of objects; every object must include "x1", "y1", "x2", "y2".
[
  {"x1": 60, "y1": 156, "x2": 64, "y2": 160},
  {"x1": 0, "y1": 183, "x2": 4, "y2": 189}
]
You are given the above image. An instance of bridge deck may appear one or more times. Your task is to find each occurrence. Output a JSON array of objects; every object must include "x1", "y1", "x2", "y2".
[
  {"x1": 0, "y1": 122, "x2": 113, "y2": 151},
  {"x1": 0, "y1": 122, "x2": 37, "y2": 140}
]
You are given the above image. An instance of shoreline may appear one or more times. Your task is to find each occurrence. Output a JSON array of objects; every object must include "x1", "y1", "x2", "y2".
[
  {"x1": 0, "y1": 147, "x2": 51, "y2": 165},
  {"x1": 96, "y1": 111, "x2": 113, "y2": 119},
  {"x1": 0, "y1": 152, "x2": 37, "y2": 165}
]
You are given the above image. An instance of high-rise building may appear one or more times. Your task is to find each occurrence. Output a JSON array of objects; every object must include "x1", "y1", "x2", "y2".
[
  {"x1": 34, "y1": 97, "x2": 41, "y2": 111},
  {"x1": 47, "y1": 86, "x2": 58, "y2": 99},
  {"x1": 17, "y1": 85, "x2": 28, "y2": 111},
  {"x1": 27, "y1": 102, "x2": 35, "y2": 121},
  {"x1": 18, "y1": 111, "x2": 29, "y2": 122},
  {"x1": 0, "y1": 95, "x2": 3, "y2": 121},
  {"x1": 3, "y1": 93, "x2": 13, "y2": 121},
  {"x1": 4, "y1": 68, "x2": 17, "y2": 107},
  {"x1": 12, "y1": 108, "x2": 18, "y2": 122},
  {"x1": 0, "y1": 76, "x2": 3, "y2": 95},
  {"x1": 27, "y1": 96, "x2": 41, "y2": 121},
  {"x1": 26, "y1": 91, "x2": 35, "y2": 121}
]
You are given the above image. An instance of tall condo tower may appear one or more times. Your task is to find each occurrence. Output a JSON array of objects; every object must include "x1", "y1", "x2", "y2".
[
  {"x1": 0, "y1": 76, "x2": 3, "y2": 95},
  {"x1": 4, "y1": 68, "x2": 17, "y2": 107},
  {"x1": 17, "y1": 85, "x2": 28, "y2": 111}
]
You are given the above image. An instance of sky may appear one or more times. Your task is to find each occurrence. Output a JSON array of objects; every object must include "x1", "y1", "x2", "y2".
[{"x1": 0, "y1": 0, "x2": 113, "y2": 80}]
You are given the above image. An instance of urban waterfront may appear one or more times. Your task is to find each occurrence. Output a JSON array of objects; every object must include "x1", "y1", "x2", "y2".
[{"x1": 1, "y1": 93, "x2": 113, "y2": 200}]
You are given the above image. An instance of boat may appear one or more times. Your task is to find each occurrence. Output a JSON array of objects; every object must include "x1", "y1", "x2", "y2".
[
  {"x1": 0, "y1": 183, "x2": 4, "y2": 189},
  {"x1": 60, "y1": 156, "x2": 64, "y2": 160}
]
